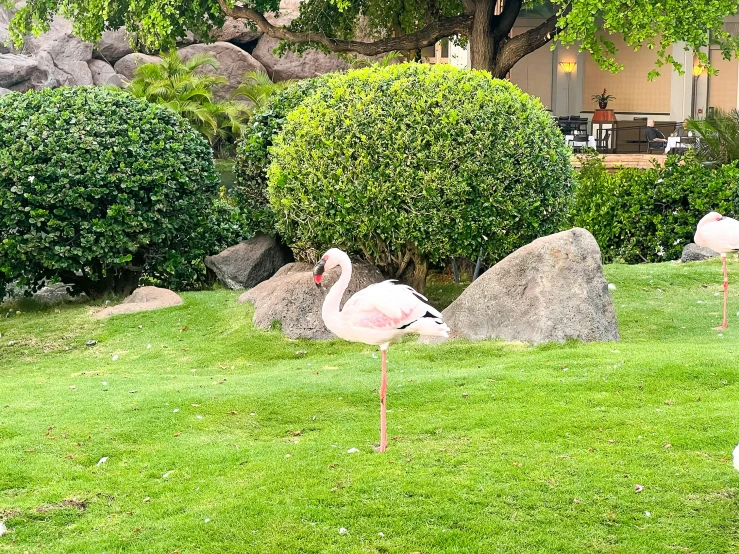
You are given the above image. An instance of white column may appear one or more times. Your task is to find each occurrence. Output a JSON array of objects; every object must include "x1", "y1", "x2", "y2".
[
  {"x1": 449, "y1": 41, "x2": 470, "y2": 69},
  {"x1": 553, "y1": 46, "x2": 580, "y2": 116},
  {"x1": 669, "y1": 42, "x2": 692, "y2": 121}
]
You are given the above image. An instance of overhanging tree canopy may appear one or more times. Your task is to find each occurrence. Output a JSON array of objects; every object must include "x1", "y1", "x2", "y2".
[{"x1": 7, "y1": 0, "x2": 739, "y2": 77}]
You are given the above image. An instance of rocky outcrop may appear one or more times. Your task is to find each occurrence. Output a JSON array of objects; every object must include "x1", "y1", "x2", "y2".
[
  {"x1": 113, "y1": 52, "x2": 162, "y2": 80},
  {"x1": 238, "y1": 262, "x2": 385, "y2": 339},
  {"x1": 205, "y1": 234, "x2": 293, "y2": 289},
  {"x1": 0, "y1": 54, "x2": 38, "y2": 88},
  {"x1": 210, "y1": 17, "x2": 263, "y2": 45},
  {"x1": 95, "y1": 286, "x2": 183, "y2": 317},
  {"x1": 178, "y1": 42, "x2": 266, "y2": 98},
  {"x1": 681, "y1": 243, "x2": 720, "y2": 263},
  {"x1": 421, "y1": 228, "x2": 619, "y2": 345}
]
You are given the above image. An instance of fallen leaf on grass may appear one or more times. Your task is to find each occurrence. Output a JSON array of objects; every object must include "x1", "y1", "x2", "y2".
[{"x1": 635, "y1": 484, "x2": 644, "y2": 493}]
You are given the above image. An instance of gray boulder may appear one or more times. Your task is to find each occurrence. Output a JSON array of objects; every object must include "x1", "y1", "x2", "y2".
[
  {"x1": 93, "y1": 28, "x2": 134, "y2": 64},
  {"x1": 681, "y1": 243, "x2": 719, "y2": 263},
  {"x1": 205, "y1": 234, "x2": 293, "y2": 290},
  {"x1": 177, "y1": 42, "x2": 266, "y2": 99},
  {"x1": 0, "y1": 54, "x2": 37, "y2": 87},
  {"x1": 0, "y1": 87, "x2": 12, "y2": 95},
  {"x1": 113, "y1": 52, "x2": 161, "y2": 80},
  {"x1": 211, "y1": 17, "x2": 263, "y2": 45},
  {"x1": 238, "y1": 262, "x2": 385, "y2": 339},
  {"x1": 87, "y1": 59, "x2": 118, "y2": 85},
  {"x1": 421, "y1": 228, "x2": 619, "y2": 345},
  {"x1": 24, "y1": 15, "x2": 93, "y2": 86}
]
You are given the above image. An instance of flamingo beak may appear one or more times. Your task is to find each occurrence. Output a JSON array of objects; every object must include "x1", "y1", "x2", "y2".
[{"x1": 313, "y1": 259, "x2": 326, "y2": 287}]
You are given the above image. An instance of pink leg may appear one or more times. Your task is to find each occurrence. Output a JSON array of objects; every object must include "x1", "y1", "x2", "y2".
[
  {"x1": 379, "y1": 348, "x2": 388, "y2": 452},
  {"x1": 715, "y1": 255, "x2": 729, "y2": 330}
]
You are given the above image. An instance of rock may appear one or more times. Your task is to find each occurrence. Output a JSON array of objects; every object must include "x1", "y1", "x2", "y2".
[
  {"x1": 421, "y1": 228, "x2": 619, "y2": 345},
  {"x1": 238, "y1": 262, "x2": 385, "y2": 339},
  {"x1": 251, "y1": 32, "x2": 348, "y2": 81},
  {"x1": 113, "y1": 52, "x2": 161, "y2": 80},
  {"x1": 23, "y1": 15, "x2": 93, "y2": 86},
  {"x1": 33, "y1": 283, "x2": 87, "y2": 304},
  {"x1": 95, "y1": 286, "x2": 183, "y2": 317},
  {"x1": 205, "y1": 234, "x2": 294, "y2": 290},
  {"x1": 87, "y1": 59, "x2": 117, "y2": 85},
  {"x1": 210, "y1": 17, "x2": 262, "y2": 45},
  {"x1": 177, "y1": 42, "x2": 266, "y2": 99},
  {"x1": 106, "y1": 73, "x2": 127, "y2": 88},
  {"x1": 93, "y1": 28, "x2": 134, "y2": 64},
  {"x1": 0, "y1": 5, "x2": 13, "y2": 54},
  {"x1": 681, "y1": 243, "x2": 719, "y2": 263},
  {"x1": 0, "y1": 54, "x2": 38, "y2": 88},
  {"x1": 0, "y1": 87, "x2": 11, "y2": 95}
]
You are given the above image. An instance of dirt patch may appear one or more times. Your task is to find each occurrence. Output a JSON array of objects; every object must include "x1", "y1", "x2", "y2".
[
  {"x1": 35, "y1": 498, "x2": 86, "y2": 513},
  {"x1": 0, "y1": 508, "x2": 21, "y2": 519}
]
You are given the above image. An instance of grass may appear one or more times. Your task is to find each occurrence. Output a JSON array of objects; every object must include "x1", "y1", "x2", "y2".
[{"x1": 1, "y1": 259, "x2": 739, "y2": 553}]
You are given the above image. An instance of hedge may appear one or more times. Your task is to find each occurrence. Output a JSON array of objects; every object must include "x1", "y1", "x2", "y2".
[{"x1": 267, "y1": 63, "x2": 573, "y2": 291}]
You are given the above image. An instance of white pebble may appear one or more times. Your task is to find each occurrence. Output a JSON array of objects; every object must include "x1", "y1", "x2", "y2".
[
  {"x1": 162, "y1": 471, "x2": 173, "y2": 479},
  {"x1": 112, "y1": 354, "x2": 119, "y2": 361},
  {"x1": 204, "y1": 518, "x2": 211, "y2": 523},
  {"x1": 196, "y1": 415, "x2": 203, "y2": 419},
  {"x1": 339, "y1": 527, "x2": 347, "y2": 535},
  {"x1": 173, "y1": 409, "x2": 179, "y2": 413},
  {"x1": 378, "y1": 532, "x2": 384, "y2": 537},
  {"x1": 102, "y1": 382, "x2": 108, "y2": 386},
  {"x1": 697, "y1": 301, "x2": 703, "y2": 304},
  {"x1": 347, "y1": 448, "x2": 360, "y2": 454},
  {"x1": 0, "y1": 521, "x2": 6, "y2": 537},
  {"x1": 645, "y1": 511, "x2": 651, "y2": 517},
  {"x1": 147, "y1": 344, "x2": 152, "y2": 349},
  {"x1": 608, "y1": 283, "x2": 616, "y2": 291}
]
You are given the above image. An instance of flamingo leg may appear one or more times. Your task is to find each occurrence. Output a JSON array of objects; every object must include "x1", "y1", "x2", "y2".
[
  {"x1": 379, "y1": 348, "x2": 388, "y2": 452},
  {"x1": 715, "y1": 254, "x2": 729, "y2": 330}
]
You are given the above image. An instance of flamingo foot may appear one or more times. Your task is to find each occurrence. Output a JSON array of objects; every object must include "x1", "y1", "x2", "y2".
[{"x1": 713, "y1": 324, "x2": 728, "y2": 331}]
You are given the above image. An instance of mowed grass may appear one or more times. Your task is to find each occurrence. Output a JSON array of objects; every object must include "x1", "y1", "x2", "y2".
[{"x1": 1, "y1": 259, "x2": 739, "y2": 553}]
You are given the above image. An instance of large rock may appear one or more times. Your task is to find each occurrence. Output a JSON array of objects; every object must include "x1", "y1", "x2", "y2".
[
  {"x1": 238, "y1": 262, "x2": 385, "y2": 339},
  {"x1": 251, "y1": 32, "x2": 348, "y2": 81},
  {"x1": 95, "y1": 286, "x2": 183, "y2": 317},
  {"x1": 681, "y1": 243, "x2": 719, "y2": 263},
  {"x1": 0, "y1": 5, "x2": 13, "y2": 54},
  {"x1": 87, "y1": 59, "x2": 118, "y2": 86},
  {"x1": 113, "y1": 52, "x2": 161, "y2": 80},
  {"x1": 93, "y1": 28, "x2": 134, "y2": 64},
  {"x1": 211, "y1": 17, "x2": 263, "y2": 45},
  {"x1": 0, "y1": 87, "x2": 12, "y2": 95},
  {"x1": 205, "y1": 234, "x2": 294, "y2": 290},
  {"x1": 177, "y1": 42, "x2": 266, "y2": 99},
  {"x1": 0, "y1": 54, "x2": 38, "y2": 87},
  {"x1": 422, "y1": 228, "x2": 619, "y2": 345},
  {"x1": 23, "y1": 15, "x2": 93, "y2": 86}
]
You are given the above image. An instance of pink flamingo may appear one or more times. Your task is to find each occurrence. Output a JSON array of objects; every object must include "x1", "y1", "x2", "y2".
[
  {"x1": 313, "y1": 248, "x2": 450, "y2": 452},
  {"x1": 694, "y1": 211, "x2": 739, "y2": 330}
]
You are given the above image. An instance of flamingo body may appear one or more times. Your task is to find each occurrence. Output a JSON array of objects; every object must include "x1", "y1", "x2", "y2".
[
  {"x1": 694, "y1": 212, "x2": 739, "y2": 330},
  {"x1": 314, "y1": 248, "x2": 449, "y2": 451}
]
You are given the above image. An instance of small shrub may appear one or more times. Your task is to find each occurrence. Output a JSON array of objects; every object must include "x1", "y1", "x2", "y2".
[
  {"x1": 571, "y1": 152, "x2": 739, "y2": 263},
  {"x1": 233, "y1": 77, "x2": 327, "y2": 235},
  {"x1": 267, "y1": 63, "x2": 573, "y2": 291},
  {"x1": 0, "y1": 87, "x2": 245, "y2": 299},
  {"x1": 688, "y1": 109, "x2": 739, "y2": 165}
]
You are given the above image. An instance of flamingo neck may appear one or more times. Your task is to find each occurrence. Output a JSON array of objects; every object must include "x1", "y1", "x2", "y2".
[{"x1": 322, "y1": 252, "x2": 352, "y2": 326}]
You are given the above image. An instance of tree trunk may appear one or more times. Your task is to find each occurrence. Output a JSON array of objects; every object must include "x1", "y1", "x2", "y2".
[
  {"x1": 397, "y1": 254, "x2": 429, "y2": 294},
  {"x1": 469, "y1": 1, "x2": 497, "y2": 72}
]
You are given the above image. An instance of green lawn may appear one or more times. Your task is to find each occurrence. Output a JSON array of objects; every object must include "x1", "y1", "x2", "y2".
[{"x1": 2, "y1": 259, "x2": 739, "y2": 553}]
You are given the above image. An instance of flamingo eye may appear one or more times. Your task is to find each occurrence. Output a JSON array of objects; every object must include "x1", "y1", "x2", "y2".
[{"x1": 717, "y1": 216, "x2": 722, "y2": 221}]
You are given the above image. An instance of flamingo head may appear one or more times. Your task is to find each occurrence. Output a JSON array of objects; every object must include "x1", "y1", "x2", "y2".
[
  {"x1": 699, "y1": 211, "x2": 724, "y2": 226},
  {"x1": 313, "y1": 248, "x2": 345, "y2": 287}
]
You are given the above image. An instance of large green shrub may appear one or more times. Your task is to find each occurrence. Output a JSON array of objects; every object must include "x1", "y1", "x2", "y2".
[
  {"x1": 571, "y1": 152, "x2": 739, "y2": 263},
  {"x1": 0, "y1": 87, "x2": 244, "y2": 299},
  {"x1": 267, "y1": 63, "x2": 573, "y2": 291},
  {"x1": 688, "y1": 109, "x2": 739, "y2": 166},
  {"x1": 233, "y1": 77, "x2": 328, "y2": 235}
]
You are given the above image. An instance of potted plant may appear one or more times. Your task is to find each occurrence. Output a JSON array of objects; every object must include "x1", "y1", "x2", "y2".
[{"x1": 592, "y1": 89, "x2": 615, "y2": 109}]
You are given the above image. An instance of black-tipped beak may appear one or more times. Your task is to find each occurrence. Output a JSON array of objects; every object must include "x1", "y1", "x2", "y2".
[{"x1": 313, "y1": 259, "x2": 326, "y2": 287}]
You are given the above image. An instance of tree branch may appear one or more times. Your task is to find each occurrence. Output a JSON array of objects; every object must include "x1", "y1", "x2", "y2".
[
  {"x1": 493, "y1": 0, "x2": 522, "y2": 39},
  {"x1": 217, "y1": 0, "x2": 473, "y2": 55},
  {"x1": 494, "y1": 7, "x2": 569, "y2": 76}
]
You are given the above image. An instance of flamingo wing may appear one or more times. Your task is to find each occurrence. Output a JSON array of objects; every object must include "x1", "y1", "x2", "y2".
[
  {"x1": 697, "y1": 216, "x2": 739, "y2": 252},
  {"x1": 342, "y1": 280, "x2": 438, "y2": 330}
]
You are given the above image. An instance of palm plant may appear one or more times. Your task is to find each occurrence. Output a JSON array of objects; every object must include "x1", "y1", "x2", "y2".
[
  {"x1": 688, "y1": 109, "x2": 739, "y2": 165},
  {"x1": 126, "y1": 50, "x2": 250, "y2": 149},
  {"x1": 231, "y1": 71, "x2": 291, "y2": 111}
]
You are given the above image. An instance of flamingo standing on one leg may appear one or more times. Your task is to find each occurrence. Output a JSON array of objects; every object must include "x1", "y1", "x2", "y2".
[
  {"x1": 312, "y1": 248, "x2": 450, "y2": 452},
  {"x1": 694, "y1": 211, "x2": 739, "y2": 330}
]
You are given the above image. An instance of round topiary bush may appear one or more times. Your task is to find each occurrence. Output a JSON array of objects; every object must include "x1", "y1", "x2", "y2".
[
  {"x1": 0, "y1": 87, "x2": 241, "y2": 299},
  {"x1": 267, "y1": 63, "x2": 573, "y2": 291},
  {"x1": 233, "y1": 77, "x2": 327, "y2": 235}
]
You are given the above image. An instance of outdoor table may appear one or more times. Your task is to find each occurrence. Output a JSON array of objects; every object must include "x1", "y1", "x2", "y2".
[{"x1": 565, "y1": 135, "x2": 597, "y2": 149}]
